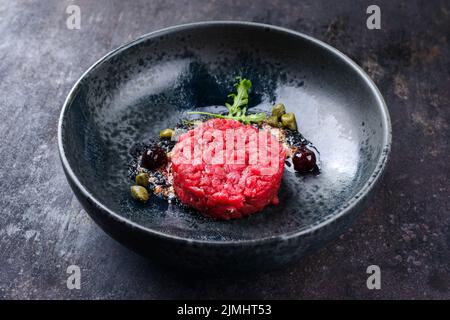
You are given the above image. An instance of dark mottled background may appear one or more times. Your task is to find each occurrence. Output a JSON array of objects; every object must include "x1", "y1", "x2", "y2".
[{"x1": 0, "y1": 0, "x2": 449, "y2": 299}]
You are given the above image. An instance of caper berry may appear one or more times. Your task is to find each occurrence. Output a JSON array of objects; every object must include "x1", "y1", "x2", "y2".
[
  {"x1": 159, "y1": 128, "x2": 175, "y2": 139},
  {"x1": 141, "y1": 144, "x2": 167, "y2": 170},
  {"x1": 130, "y1": 185, "x2": 149, "y2": 203},
  {"x1": 135, "y1": 172, "x2": 149, "y2": 188},
  {"x1": 292, "y1": 147, "x2": 316, "y2": 173},
  {"x1": 281, "y1": 112, "x2": 298, "y2": 131},
  {"x1": 271, "y1": 103, "x2": 286, "y2": 119}
]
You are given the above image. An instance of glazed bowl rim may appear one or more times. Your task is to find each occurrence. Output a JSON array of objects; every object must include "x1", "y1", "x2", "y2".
[{"x1": 58, "y1": 20, "x2": 392, "y2": 246}]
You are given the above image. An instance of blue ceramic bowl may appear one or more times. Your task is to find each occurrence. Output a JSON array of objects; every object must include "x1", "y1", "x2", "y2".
[{"x1": 58, "y1": 21, "x2": 391, "y2": 271}]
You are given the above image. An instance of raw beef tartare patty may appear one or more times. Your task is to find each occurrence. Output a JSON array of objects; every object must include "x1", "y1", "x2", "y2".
[{"x1": 171, "y1": 118, "x2": 286, "y2": 219}]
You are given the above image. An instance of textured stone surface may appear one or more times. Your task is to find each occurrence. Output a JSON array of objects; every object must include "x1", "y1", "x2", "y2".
[{"x1": 0, "y1": 0, "x2": 449, "y2": 299}]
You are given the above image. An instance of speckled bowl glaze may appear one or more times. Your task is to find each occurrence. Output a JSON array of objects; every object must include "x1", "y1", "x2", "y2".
[{"x1": 58, "y1": 21, "x2": 391, "y2": 271}]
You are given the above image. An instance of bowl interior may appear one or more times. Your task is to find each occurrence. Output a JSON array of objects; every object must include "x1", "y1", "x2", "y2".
[{"x1": 61, "y1": 23, "x2": 389, "y2": 241}]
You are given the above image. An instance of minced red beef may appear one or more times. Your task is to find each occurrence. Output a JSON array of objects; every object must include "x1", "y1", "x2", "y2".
[{"x1": 171, "y1": 118, "x2": 285, "y2": 219}]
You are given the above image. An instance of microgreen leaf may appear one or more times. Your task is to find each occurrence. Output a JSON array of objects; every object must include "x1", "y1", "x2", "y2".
[{"x1": 188, "y1": 77, "x2": 266, "y2": 124}]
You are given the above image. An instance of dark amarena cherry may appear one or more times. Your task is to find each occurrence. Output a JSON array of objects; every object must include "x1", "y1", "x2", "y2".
[
  {"x1": 292, "y1": 146, "x2": 317, "y2": 173},
  {"x1": 140, "y1": 144, "x2": 167, "y2": 170}
]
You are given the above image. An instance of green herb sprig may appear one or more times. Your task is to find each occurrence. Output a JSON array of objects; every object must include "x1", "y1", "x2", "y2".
[{"x1": 188, "y1": 77, "x2": 266, "y2": 124}]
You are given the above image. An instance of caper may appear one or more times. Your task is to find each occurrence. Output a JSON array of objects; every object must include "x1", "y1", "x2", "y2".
[
  {"x1": 271, "y1": 103, "x2": 286, "y2": 119},
  {"x1": 159, "y1": 128, "x2": 175, "y2": 139},
  {"x1": 135, "y1": 172, "x2": 149, "y2": 188},
  {"x1": 131, "y1": 185, "x2": 149, "y2": 203},
  {"x1": 281, "y1": 112, "x2": 298, "y2": 131},
  {"x1": 267, "y1": 115, "x2": 281, "y2": 128}
]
